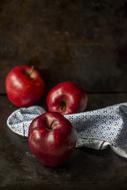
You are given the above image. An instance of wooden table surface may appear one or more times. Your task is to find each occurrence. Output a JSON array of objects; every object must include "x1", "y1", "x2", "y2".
[
  {"x1": 1, "y1": 95, "x2": 127, "y2": 190},
  {"x1": 1, "y1": 0, "x2": 127, "y2": 189}
]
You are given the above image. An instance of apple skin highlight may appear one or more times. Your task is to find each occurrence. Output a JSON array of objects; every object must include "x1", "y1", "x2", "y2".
[
  {"x1": 5, "y1": 65, "x2": 45, "y2": 107},
  {"x1": 46, "y1": 81, "x2": 88, "y2": 115},
  {"x1": 28, "y1": 112, "x2": 77, "y2": 167}
]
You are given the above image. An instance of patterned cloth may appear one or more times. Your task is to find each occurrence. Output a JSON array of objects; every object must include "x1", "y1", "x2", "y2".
[{"x1": 7, "y1": 103, "x2": 127, "y2": 159}]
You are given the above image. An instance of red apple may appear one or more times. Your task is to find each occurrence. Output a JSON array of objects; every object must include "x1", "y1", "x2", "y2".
[
  {"x1": 5, "y1": 65, "x2": 45, "y2": 107},
  {"x1": 46, "y1": 81, "x2": 88, "y2": 115},
  {"x1": 28, "y1": 112, "x2": 77, "y2": 167}
]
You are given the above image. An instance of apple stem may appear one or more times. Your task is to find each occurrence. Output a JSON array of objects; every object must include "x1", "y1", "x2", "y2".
[
  {"x1": 60, "y1": 101, "x2": 66, "y2": 112},
  {"x1": 29, "y1": 66, "x2": 34, "y2": 76},
  {"x1": 50, "y1": 120, "x2": 55, "y2": 128},
  {"x1": 46, "y1": 120, "x2": 55, "y2": 131}
]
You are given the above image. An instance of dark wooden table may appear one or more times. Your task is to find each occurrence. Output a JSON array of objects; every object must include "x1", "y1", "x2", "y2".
[{"x1": 1, "y1": 0, "x2": 127, "y2": 189}]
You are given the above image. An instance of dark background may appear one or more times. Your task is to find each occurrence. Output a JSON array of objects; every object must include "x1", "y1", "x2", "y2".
[{"x1": 1, "y1": 0, "x2": 127, "y2": 189}]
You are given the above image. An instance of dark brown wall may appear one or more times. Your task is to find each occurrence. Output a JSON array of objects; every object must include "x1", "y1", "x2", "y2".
[{"x1": 0, "y1": 0, "x2": 127, "y2": 93}]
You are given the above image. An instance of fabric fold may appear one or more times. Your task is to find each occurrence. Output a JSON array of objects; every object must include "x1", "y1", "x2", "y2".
[{"x1": 7, "y1": 103, "x2": 127, "y2": 159}]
